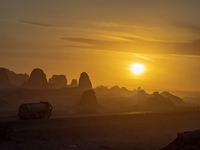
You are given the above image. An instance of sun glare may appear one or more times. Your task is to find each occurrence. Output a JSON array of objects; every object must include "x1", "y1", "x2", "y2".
[{"x1": 130, "y1": 63, "x2": 145, "y2": 75}]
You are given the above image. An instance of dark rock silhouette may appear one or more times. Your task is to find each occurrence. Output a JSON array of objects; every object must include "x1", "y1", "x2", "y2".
[
  {"x1": 161, "y1": 91, "x2": 184, "y2": 106},
  {"x1": 5, "y1": 69, "x2": 29, "y2": 86},
  {"x1": 0, "y1": 68, "x2": 13, "y2": 87},
  {"x1": 49, "y1": 75, "x2": 67, "y2": 88},
  {"x1": 141, "y1": 92, "x2": 176, "y2": 111},
  {"x1": 24, "y1": 68, "x2": 48, "y2": 88},
  {"x1": 78, "y1": 72, "x2": 92, "y2": 89},
  {"x1": 110, "y1": 85, "x2": 121, "y2": 91},
  {"x1": 68, "y1": 90, "x2": 106, "y2": 114},
  {"x1": 69, "y1": 79, "x2": 78, "y2": 87},
  {"x1": 161, "y1": 129, "x2": 200, "y2": 150},
  {"x1": 132, "y1": 90, "x2": 150, "y2": 104},
  {"x1": 79, "y1": 90, "x2": 97, "y2": 105}
]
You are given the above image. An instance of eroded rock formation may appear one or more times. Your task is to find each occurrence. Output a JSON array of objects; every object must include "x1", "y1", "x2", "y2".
[
  {"x1": 24, "y1": 68, "x2": 48, "y2": 88},
  {"x1": 78, "y1": 72, "x2": 92, "y2": 89}
]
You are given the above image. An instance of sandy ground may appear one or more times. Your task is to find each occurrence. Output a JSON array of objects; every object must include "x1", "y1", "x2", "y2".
[{"x1": 1, "y1": 110, "x2": 200, "y2": 150}]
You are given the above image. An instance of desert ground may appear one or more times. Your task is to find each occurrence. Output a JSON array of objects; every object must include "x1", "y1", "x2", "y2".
[{"x1": 1, "y1": 110, "x2": 200, "y2": 150}]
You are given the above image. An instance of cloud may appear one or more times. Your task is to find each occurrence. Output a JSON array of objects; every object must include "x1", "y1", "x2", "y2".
[
  {"x1": 61, "y1": 37, "x2": 200, "y2": 55},
  {"x1": 81, "y1": 20, "x2": 155, "y2": 29},
  {"x1": 134, "y1": 54, "x2": 156, "y2": 62},
  {"x1": 19, "y1": 20, "x2": 56, "y2": 27}
]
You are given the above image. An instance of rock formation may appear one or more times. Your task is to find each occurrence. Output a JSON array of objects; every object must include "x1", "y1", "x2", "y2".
[
  {"x1": 68, "y1": 90, "x2": 106, "y2": 114},
  {"x1": 141, "y1": 92, "x2": 176, "y2": 111},
  {"x1": 79, "y1": 90, "x2": 97, "y2": 105},
  {"x1": 69, "y1": 79, "x2": 78, "y2": 87},
  {"x1": 49, "y1": 75, "x2": 67, "y2": 88},
  {"x1": 161, "y1": 91, "x2": 184, "y2": 106},
  {"x1": 78, "y1": 72, "x2": 92, "y2": 89},
  {"x1": 0, "y1": 68, "x2": 13, "y2": 87},
  {"x1": 24, "y1": 68, "x2": 48, "y2": 88},
  {"x1": 5, "y1": 69, "x2": 29, "y2": 86},
  {"x1": 161, "y1": 129, "x2": 200, "y2": 150}
]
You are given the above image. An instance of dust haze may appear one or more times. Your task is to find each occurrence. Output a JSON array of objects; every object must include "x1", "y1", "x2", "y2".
[{"x1": 0, "y1": 67, "x2": 200, "y2": 150}]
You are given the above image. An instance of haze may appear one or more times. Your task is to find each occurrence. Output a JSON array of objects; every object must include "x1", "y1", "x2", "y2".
[{"x1": 1, "y1": 0, "x2": 200, "y2": 91}]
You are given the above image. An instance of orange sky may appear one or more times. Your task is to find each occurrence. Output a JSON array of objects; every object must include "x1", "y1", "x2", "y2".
[{"x1": 0, "y1": 1, "x2": 200, "y2": 91}]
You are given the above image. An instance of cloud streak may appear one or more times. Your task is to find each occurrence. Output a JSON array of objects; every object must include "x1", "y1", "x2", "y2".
[
  {"x1": 19, "y1": 20, "x2": 56, "y2": 27},
  {"x1": 61, "y1": 37, "x2": 200, "y2": 55}
]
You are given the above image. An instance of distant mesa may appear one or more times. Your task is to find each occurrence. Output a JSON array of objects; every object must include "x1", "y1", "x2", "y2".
[
  {"x1": 161, "y1": 129, "x2": 200, "y2": 150},
  {"x1": 110, "y1": 85, "x2": 121, "y2": 91},
  {"x1": 131, "y1": 90, "x2": 178, "y2": 111},
  {"x1": 0, "y1": 68, "x2": 13, "y2": 87},
  {"x1": 5, "y1": 68, "x2": 29, "y2": 86},
  {"x1": 23, "y1": 68, "x2": 48, "y2": 88},
  {"x1": 69, "y1": 79, "x2": 78, "y2": 87},
  {"x1": 78, "y1": 72, "x2": 92, "y2": 89},
  {"x1": 79, "y1": 90, "x2": 97, "y2": 105},
  {"x1": 49, "y1": 75, "x2": 67, "y2": 88},
  {"x1": 161, "y1": 91, "x2": 184, "y2": 106},
  {"x1": 68, "y1": 90, "x2": 106, "y2": 114},
  {"x1": 141, "y1": 92, "x2": 176, "y2": 111}
]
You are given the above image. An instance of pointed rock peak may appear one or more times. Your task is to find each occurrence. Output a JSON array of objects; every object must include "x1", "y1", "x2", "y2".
[
  {"x1": 0, "y1": 68, "x2": 13, "y2": 87},
  {"x1": 78, "y1": 72, "x2": 92, "y2": 89},
  {"x1": 70, "y1": 79, "x2": 78, "y2": 87},
  {"x1": 137, "y1": 89, "x2": 146, "y2": 95}
]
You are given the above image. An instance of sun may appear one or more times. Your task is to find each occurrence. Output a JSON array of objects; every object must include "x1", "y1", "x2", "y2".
[{"x1": 130, "y1": 63, "x2": 145, "y2": 75}]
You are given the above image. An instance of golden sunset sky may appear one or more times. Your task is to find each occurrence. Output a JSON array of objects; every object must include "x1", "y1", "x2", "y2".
[{"x1": 1, "y1": 0, "x2": 200, "y2": 91}]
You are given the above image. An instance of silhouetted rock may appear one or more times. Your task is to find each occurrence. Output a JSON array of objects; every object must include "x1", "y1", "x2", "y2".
[
  {"x1": 79, "y1": 90, "x2": 97, "y2": 105},
  {"x1": 49, "y1": 75, "x2": 67, "y2": 88},
  {"x1": 0, "y1": 68, "x2": 13, "y2": 87},
  {"x1": 24, "y1": 68, "x2": 48, "y2": 88},
  {"x1": 161, "y1": 129, "x2": 200, "y2": 150},
  {"x1": 141, "y1": 92, "x2": 176, "y2": 111},
  {"x1": 161, "y1": 91, "x2": 184, "y2": 106},
  {"x1": 110, "y1": 85, "x2": 120, "y2": 91},
  {"x1": 132, "y1": 89, "x2": 150, "y2": 104},
  {"x1": 5, "y1": 69, "x2": 29, "y2": 86},
  {"x1": 69, "y1": 79, "x2": 78, "y2": 87},
  {"x1": 68, "y1": 90, "x2": 106, "y2": 114},
  {"x1": 78, "y1": 72, "x2": 92, "y2": 89}
]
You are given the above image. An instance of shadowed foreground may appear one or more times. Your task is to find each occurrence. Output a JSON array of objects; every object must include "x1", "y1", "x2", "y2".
[{"x1": 1, "y1": 111, "x2": 200, "y2": 150}]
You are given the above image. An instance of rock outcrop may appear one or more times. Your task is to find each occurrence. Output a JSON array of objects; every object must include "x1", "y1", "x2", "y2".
[
  {"x1": 78, "y1": 72, "x2": 92, "y2": 89},
  {"x1": 24, "y1": 68, "x2": 48, "y2": 88},
  {"x1": 141, "y1": 92, "x2": 176, "y2": 111},
  {"x1": 5, "y1": 69, "x2": 29, "y2": 86},
  {"x1": 69, "y1": 79, "x2": 78, "y2": 87},
  {"x1": 79, "y1": 90, "x2": 97, "y2": 105},
  {"x1": 49, "y1": 75, "x2": 67, "y2": 88},
  {"x1": 68, "y1": 90, "x2": 106, "y2": 114},
  {"x1": 161, "y1": 129, "x2": 200, "y2": 150},
  {"x1": 161, "y1": 91, "x2": 184, "y2": 106},
  {"x1": 0, "y1": 68, "x2": 13, "y2": 87}
]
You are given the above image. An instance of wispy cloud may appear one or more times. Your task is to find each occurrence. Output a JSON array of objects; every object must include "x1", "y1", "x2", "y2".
[
  {"x1": 61, "y1": 37, "x2": 200, "y2": 55},
  {"x1": 134, "y1": 54, "x2": 156, "y2": 62},
  {"x1": 81, "y1": 20, "x2": 155, "y2": 29},
  {"x1": 19, "y1": 20, "x2": 56, "y2": 27}
]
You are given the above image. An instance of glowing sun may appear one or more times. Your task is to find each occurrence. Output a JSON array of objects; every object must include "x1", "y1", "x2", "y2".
[{"x1": 130, "y1": 63, "x2": 145, "y2": 75}]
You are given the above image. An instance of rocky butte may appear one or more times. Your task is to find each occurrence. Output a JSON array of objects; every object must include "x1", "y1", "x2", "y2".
[
  {"x1": 0, "y1": 68, "x2": 13, "y2": 87},
  {"x1": 49, "y1": 75, "x2": 67, "y2": 88},
  {"x1": 78, "y1": 72, "x2": 92, "y2": 89},
  {"x1": 23, "y1": 68, "x2": 48, "y2": 88}
]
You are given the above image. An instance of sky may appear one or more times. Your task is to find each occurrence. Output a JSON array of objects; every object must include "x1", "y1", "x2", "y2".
[{"x1": 1, "y1": 0, "x2": 200, "y2": 91}]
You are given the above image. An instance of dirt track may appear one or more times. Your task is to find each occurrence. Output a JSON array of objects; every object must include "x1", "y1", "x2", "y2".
[{"x1": 1, "y1": 110, "x2": 200, "y2": 150}]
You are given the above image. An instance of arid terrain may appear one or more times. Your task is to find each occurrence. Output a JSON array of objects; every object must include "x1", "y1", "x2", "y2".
[{"x1": 1, "y1": 110, "x2": 200, "y2": 150}]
